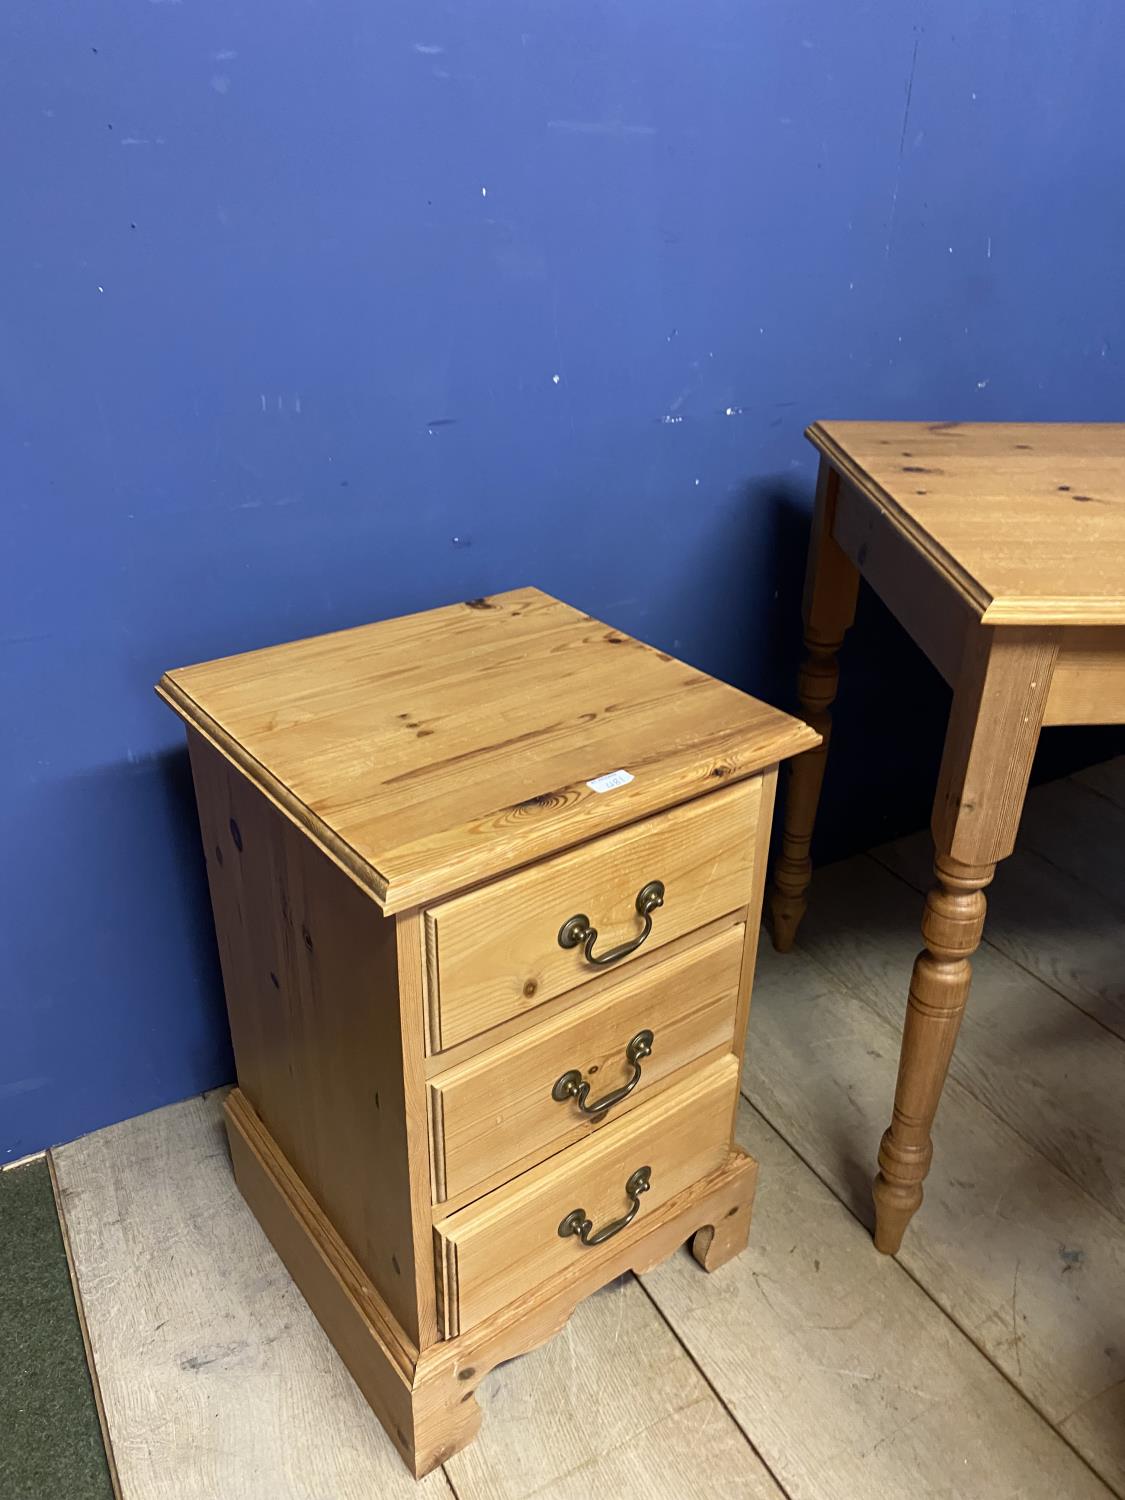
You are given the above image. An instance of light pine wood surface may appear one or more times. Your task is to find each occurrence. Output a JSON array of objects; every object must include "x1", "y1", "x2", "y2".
[
  {"x1": 429, "y1": 921, "x2": 743, "y2": 1205},
  {"x1": 52, "y1": 764, "x2": 1123, "y2": 1499},
  {"x1": 158, "y1": 587, "x2": 817, "y2": 912},
  {"x1": 425, "y1": 778, "x2": 758, "y2": 1049},
  {"x1": 796, "y1": 858, "x2": 1125, "y2": 1224},
  {"x1": 187, "y1": 732, "x2": 431, "y2": 1344},
  {"x1": 872, "y1": 801, "x2": 1125, "y2": 1042},
  {"x1": 436, "y1": 1058, "x2": 739, "y2": 1336},
  {"x1": 164, "y1": 591, "x2": 791, "y2": 1470},
  {"x1": 777, "y1": 420, "x2": 1124, "y2": 1254},
  {"x1": 809, "y1": 421, "x2": 1125, "y2": 625},
  {"x1": 770, "y1": 459, "x2": 859, "y2": 953}
]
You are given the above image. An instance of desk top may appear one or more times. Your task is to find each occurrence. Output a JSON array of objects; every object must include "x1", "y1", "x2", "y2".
[
  {"x1": 808, "y1": 421, "x2": 1125, "y2": 626},
  {"x1": 158, "y1": 588, "x2": 816, "y2": 912}
]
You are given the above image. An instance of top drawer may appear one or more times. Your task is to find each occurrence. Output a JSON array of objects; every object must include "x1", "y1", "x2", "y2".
[{"x1": 423, "y1": 777, "x2": 762, "y2": 1051}]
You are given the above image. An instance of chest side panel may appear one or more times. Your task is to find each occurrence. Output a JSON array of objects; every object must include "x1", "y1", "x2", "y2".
[{"x1": 187, "y1": 731, "x2": 423, "y2": 1344}]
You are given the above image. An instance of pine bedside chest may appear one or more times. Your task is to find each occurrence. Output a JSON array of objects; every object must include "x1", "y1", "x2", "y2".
[{"x1": 157, "y1": 587, "x2": 817, "y2": 1476}]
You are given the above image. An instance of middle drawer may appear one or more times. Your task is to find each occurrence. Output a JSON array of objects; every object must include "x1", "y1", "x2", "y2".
[{"x1": 428, "y1": 920, "x2": 744, "y2": 1205}]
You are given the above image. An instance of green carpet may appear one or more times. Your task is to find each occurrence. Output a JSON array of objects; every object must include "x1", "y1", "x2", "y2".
[{"x1": 0, "y1": 1158, "x2": 115, "y2": 1500}]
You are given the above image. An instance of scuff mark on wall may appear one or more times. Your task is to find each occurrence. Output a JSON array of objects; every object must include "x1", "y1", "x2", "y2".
[{"x1": 885, "y1": 34, "x2": 920, "y2": 259}]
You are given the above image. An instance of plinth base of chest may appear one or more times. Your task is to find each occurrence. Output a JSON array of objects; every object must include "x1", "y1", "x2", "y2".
[{"x1": 224, "y1": 1086, "x2": 758, "y2": 1479}]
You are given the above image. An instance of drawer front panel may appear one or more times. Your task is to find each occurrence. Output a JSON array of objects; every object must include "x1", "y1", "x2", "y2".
[
  {"x1": 435, "y1": 1054, "x2": 739, "y2": 1335},
  {"x1": 424, "y1": 778, "x2": 761, "y2": 1051},
  {"x1": 430, "y1": 922, "x2": 744, "y2": 1204}
]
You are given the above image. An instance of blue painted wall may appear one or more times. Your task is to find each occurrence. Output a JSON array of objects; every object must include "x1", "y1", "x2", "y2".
[{"x1": 3, "y1": 1, "x2": 1123, "y2": 1158}]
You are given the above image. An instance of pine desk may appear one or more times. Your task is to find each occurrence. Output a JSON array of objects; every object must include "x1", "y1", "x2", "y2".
[{"x1": 769, "y1": 421, "x2": 1125, "y2": 1253}]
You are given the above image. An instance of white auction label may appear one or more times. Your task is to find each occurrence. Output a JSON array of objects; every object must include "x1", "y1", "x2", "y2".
[{"x1": 586, "y1": 769, "x2": 634, "y2": 794}]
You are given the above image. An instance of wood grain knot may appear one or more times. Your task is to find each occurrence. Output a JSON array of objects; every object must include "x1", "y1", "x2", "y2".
[{"x1": 514, "y1": 791, "x2": 566, "y2": 815}]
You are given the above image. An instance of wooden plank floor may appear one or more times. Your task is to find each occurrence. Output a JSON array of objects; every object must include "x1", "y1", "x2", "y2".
[{"x1": 52, "y1": 761, "x2": 1125, "y2": 1499}]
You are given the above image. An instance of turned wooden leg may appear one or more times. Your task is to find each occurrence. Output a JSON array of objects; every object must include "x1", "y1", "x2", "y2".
[
  {"x1": 872, "y1": 853, "x2": 994, "y2": 1253},
  {"x1": 769, "y1": 458, "x2": 859, "y2": 953},
  {"x1": 770, "y1": 625, "x2": 847, "y2": 952},
  {"x1": 870, "y1": 621, "x2": 1058, "y2": 1254}
]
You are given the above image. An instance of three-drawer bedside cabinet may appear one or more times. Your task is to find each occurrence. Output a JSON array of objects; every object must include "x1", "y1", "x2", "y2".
[{"x1": 157, "y1": 587, "x2": 817, "y2": 1476}]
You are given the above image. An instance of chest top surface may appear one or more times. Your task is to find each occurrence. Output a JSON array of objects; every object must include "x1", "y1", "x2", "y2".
[
  {"x1": 159, "y1": 587, "x2": 817, "y2": 912},
  {"x1": 809, "y1": 420, "x2": 1125, "y2": 626}
]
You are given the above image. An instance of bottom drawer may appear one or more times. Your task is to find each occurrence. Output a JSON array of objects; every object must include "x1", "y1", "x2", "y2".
[{"x1": 435, "y1": 1054, "x2": 739, "y2": 1336}]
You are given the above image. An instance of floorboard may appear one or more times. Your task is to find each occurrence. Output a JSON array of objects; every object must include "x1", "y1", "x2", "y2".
[
  {"x1": 873, "y1": 765, "x2": 1125, "y2": 1042},
  {"x1": 873, "y1": 829, "x2": 1125, "y2": 1042},
  {"x1": 54, "y1": 1092, "x2": 776, "y2": 1500},
  {"x1": 50, "y1": 761, "x2": 1125, "y2": 1500},
  {"x1": 1073, "y1": 756, "x2": 1125, "y2": 810},
  {"x1": 444, "y1": 1275, "x2": 785, "y2": 1500},
  {"x1": 641, "y1": 1100, "x2": 1114, "y2": 1500},
  {"x1": 793, "y1": 856, "x2": 1125, "y2": 1224},
  {"x1": 52, "y1": 1093, "x2": 452, "y2": 1500},
  {"x1": 1016, "y1": 772, "x2": 1125, "y2": 898},
  {"x1": 744, "y1": 940, "x2": 1125, "y2": 1495}
]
